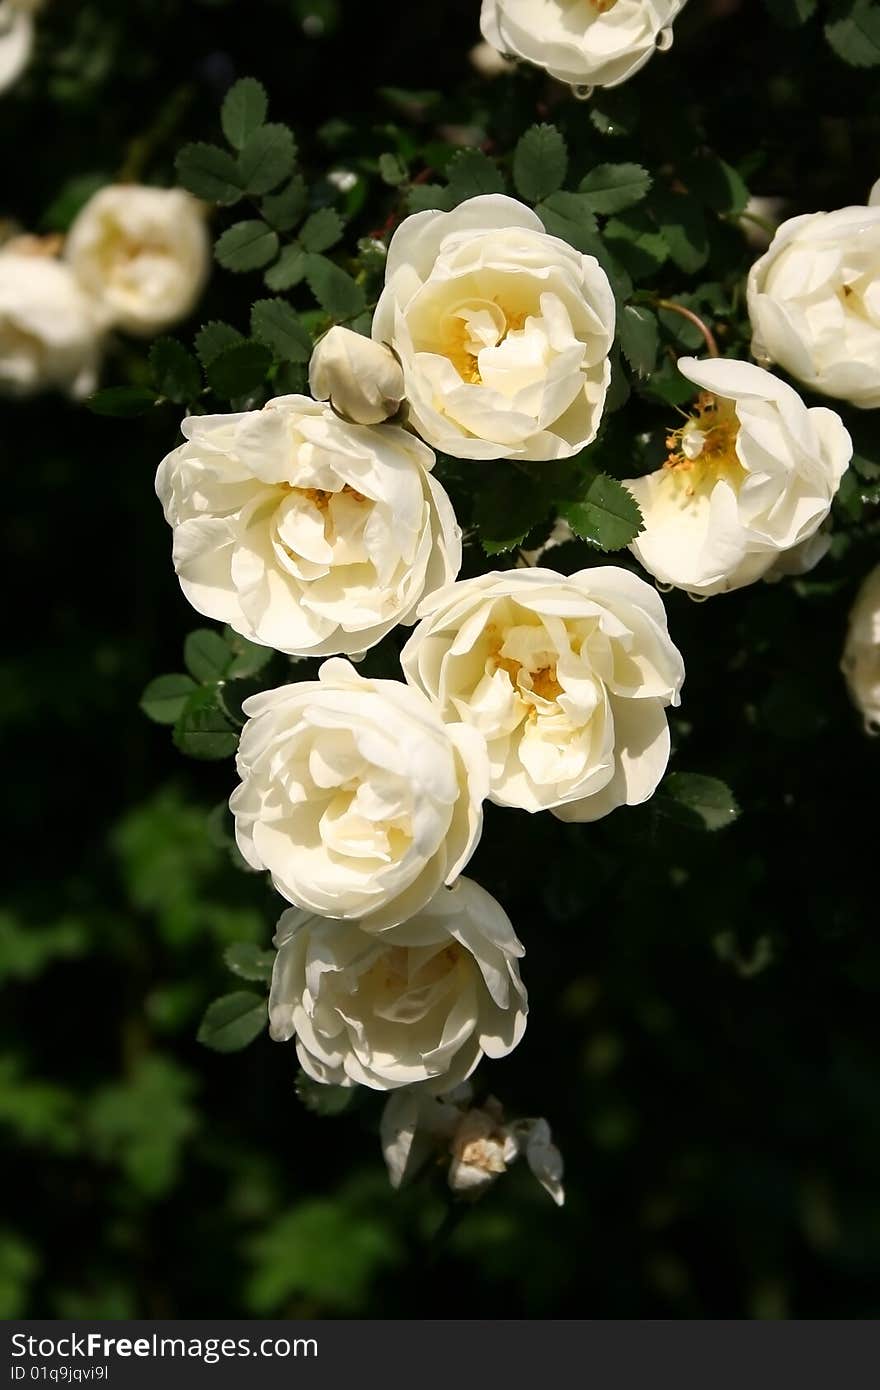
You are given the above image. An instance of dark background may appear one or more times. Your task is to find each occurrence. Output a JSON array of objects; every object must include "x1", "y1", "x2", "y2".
[{"x1": 1, "y1": 0, "x2": 878, "y2": 1318}]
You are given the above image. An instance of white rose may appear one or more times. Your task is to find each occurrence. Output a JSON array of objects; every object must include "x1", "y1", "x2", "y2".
[
  {"x1": 624, "y1": 358, "x2": 851, "y2": 597},
  {"x1": 64, "y1": 184, "x2": 210, "y2": 336},
  {"x1": 382, "y1": 1086, "x2": 564, "y2": 1204},
  {"x1": 401, "y1": 565, "x2": 684, "y2": 821},
  {"x1": 308, "y1": 326, "x2": 405, "y2": 425},
  {"x1": 230, "y1": 658, "x2": 489, "y2": 930},
  {"x1": 371, "y1": 194, "x2": 615, "y2": 462},
  {"x1": 480, "y1": 0, "x2": 687, "y2": 90},
  {"x1": 0, "y1": 249, "x2": 104, "y2": 398},
  {"x1": 268, "y1": 876, "x2": 527, "y2": 1092},
  {"x1": 841, "y1": 566, "x2": 880, "y2": 733},
  {"x1": 747, "y1": 205, "x2": 880, "y2": 409},
  {"x1": 0, "y1": 0, "x2": 41, "y2": 94},
  {"x1": 155, "y1": 395, "x2": 461, "y2": 658}
]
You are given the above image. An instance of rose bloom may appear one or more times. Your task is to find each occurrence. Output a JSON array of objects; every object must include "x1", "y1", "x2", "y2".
[
  {"x1": 371, "y1": 194, "x2": 615, "y2": 461},
  {"x1": 230, "y1": 658, "x2": 489, "y2": 931},
  {"x1": 309, "y1": 326, "x2": 405, "y2": 425},
  {"x1": 0, "y1": 0, "x2": 42, "y2": 94},
  {"x1": 0, "y1": 248, "x2": 104, "y2": 398},
  {"x1": 382, "y1": 1085, "x2": 564, "y2": 1204},
  {"x1": 155, "y1": 395, "x2": 461, "y2": 658},
  {"x1": 625, "y1": 358, "x2": 851, "y2": 597},
  {"x1": 65, "y1": 184, "x2": 209, "y2": 336},
  {"x1": 841, "y1": 566, "x2": 880, "y2": 734},
  {"x1": 268, "y1": 876, "x2": 527, "y2": 1091},
  {"x1": 747, "y1": 204, "x2": 880, "y2": 409},
  {"x1": 480, "y1": 0, "x2": 687, "y2": 90},
  {"x1": 401, "y1": 566, "x2": 684, "y2": 821}
]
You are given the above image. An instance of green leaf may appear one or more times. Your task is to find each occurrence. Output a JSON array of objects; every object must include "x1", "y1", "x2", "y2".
[
  {"x1": 653, "y1": 773, "x2": 740, "y2": 831},
  {"x1": 765, "y1": 0, "x2": 817, "y2": 23},
  {"x1": 250, "y1": 299, "x2": 313, "y2": 363},
  {"x1": 406, "y1": 183, "x2": 453, "y2": 214},
  {"x1": 299, "y1": 207, "x2": 344, "y2": 254},
  {"x1": 206, "y1": 341, "x2": 272, "y2": 399},
  {"x1": 618, "y1": 305, "x2": 659, "y2": 378},
  {"x1": 261, "y1": 175, "x2": 308, "y2": 232},
  {"x1": 149, "y1": 338, "x2": 201, "y2": 404},
  {"x1": 195, "y1": 321, "x2": 244, "y2": 367},
  {"x1": 473, "y1": 462, "x2": 556, "y2": 556},
  {"x1": 682, "y1": 154, "x2": 749, "y2": 215},
  {"x1": 652, "y1": 189, "x2": 709, "y2": 273},
  {"x1": 237, "y1": 123, "x2": 297, "y2": 196},
  {"x1": 183, "y1": 629, "x2": 232, "y2": 684},
  {"x1": 197, "y1": 992, "x2": 267, "y2": 1053},
  {"x1": 379, "y1": 152, "x2": 408, "y2": 186},
  {"x1": 221, "y1": 77, "x2": 268, "y2": 150},
  {"x1": 175, "y1": 142, "x2": 244, "y2": 205},
  {"x1": 264, "y1": 244, "x2": 309, "y2": 291},
  {"x1": 305, "y1": 254, "x2": 366, "y2": 320},
  {"x1": 604, "y1": 210, "x2": 668, "y2": 277},
  {"x1": 224, "y1": 943, "x2": 275, "y2": 984},
  {"x1": 825, "y1": 0, "x2": 880, "y2": 64},
  {"x1": 215, "y1": 220, "x2": 279, "y2": 272},
  {"x1": 173, "y1": 687, "x2": 239, "y2": 760},
  {"x1": 579, "y1": 163, "x2": 652, "y2": 215},
  {"x1": 86, "y1": 386, "x2": 157, "y2": 418},
  {"x1": 295, "y1": 1073, "x2": 356, "y2": 1116},
  {"x1": 513, "y1": 124, "x2": 568, "y2": 203},
  {"x1": 139, "y1": 674, "x2": 197, "y2": 725},
  {"x1": 535, "y1": 192, "x2": 598, "y2": 252},
  {"x1": 224, "y1": 627, "x2": 275, "y2": 678},
  {"x1": 559, "y1": 474, "x2": 643, "y2": 551},
  {"x1": 446, "y1": 149, "x2": 505, "y2": 203}
]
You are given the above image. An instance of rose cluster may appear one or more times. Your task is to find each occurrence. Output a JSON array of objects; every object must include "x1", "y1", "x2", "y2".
[
  {"x1": 149, "y1": 159, "x2": 879, "y2": 1192},
  {"x1": 0, "y1": 184, "x2": 209, "y2": 398}
]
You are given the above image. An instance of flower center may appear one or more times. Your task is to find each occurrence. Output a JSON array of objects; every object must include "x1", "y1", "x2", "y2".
[
  {"x1": 487, "y1": 625, "x2": 564, "y2": 713},
  {"x1": 664, "y1": 391, "x2": 744, "y2": 495},
  {"x1": 444, "y1": 302, "x2": 527, "y2": 385}
]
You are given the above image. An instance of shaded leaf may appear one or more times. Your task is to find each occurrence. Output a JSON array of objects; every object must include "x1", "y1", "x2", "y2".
[
  {"x1": 176, "y1": 142, "x2": 243, "y2": 205},
  {"x1": 559, "y1": 474, "x2": 643, "y2": 551},
  {"x1": 264, "y1": 244, "x2": 308, "y2": 291},
  {"x1": 195, "y1": 321, "x2": 244, "y2": 367},
  {"x1": 261, "y1": 175, "x2": 308, "y2": 232},
  {"x1": 299, "y1": 207, "x2": 344, "y2": 254},
  {"x1": 221, "y1": 77, "x2": 268, "y2": 151},
  {"x1": 513, "y1": 124, "x2": 568, "y2": 203},
  {"x1": 579, "y1": 163, "x2": 652, "y2": 215},
  {"x1": 653, "y1": 773, "x2": 740, "y2": 831},
  {"x1": 305, "y1": 254, "x2": 366, "y2": 319},
  {"x1": 206, "y1": 341, "x2": 272, "y2": 399},
  {"x1": 237, "y1": 124, "x2": 297, "y2": 196},
  {"x1": 86, "y1": 386, "x2": 157, "y2": 418},
  {"x1": 224, "y1": 943, "x2": 275, "y2": 984},
  {"x1": 215, "y1": 220, "x2": 279, "y2": 272},
  {"x1": 139, "y1": 674, "x2": 197, "y2": 726},
  {"x1": 618, "y1": 305, "x2": 659, "y2": 377},
  {"x1": 250, "y1": 298, "x2": 313, "y2": 362},
  {"x1": 173, "y1": 687, "x2": 239, "y2": 760},
  {"x1": 197, "y1": 992, "x2": 267, "y2": 1052},
  {"x1": 446, "y1": 149, "x2": 505, "y2": 203},
  {"x1": 149, "y1": 338, "x2": 201, "y2": 404},
  {"x1": 184, "y1": 629, "x2": 232, "y2": 684}
]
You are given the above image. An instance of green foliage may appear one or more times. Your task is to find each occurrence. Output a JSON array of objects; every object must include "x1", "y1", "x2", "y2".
[
  {"x1": 513, "y1": 124, "x2": 568, "y2": 203},
  {"x1": 215, "y1": 220, "x2": 280, "y2": 272},
  {"x1": 250, "y1": 298, "x2": 313, "y2": 362},
  {"x1": 149, "y1": 338, "x2": 202, "y2": 404},
  {"x1": 559, "y1": 474, "x2": 643, "y2": 551},
  {"x1": 206, "y1": 340, "x2": 273, "y2": 398},
  {"x1": 86, "y1": 385, "x2": 157, "y2": 417},
  {"x1": 825, "y1": 0, "x2": 880, "y2": 64},
  {"x1": 221, "y1": 77, "x2": 269, "y2": 151},
  {"x1": 197, "y1": 992, "x2": 268, "y2": 1053},
  {"x1": 446, "y1": 148, "x2": 505, "y2": 203},
  {"x1": 86, "y1": 1056, "x2": 198, "y2": 1198},
  {"x1": 140, "y1": 673, "x2": 198, "y2": 725},
  {"x1": 653, "y1": 773, "x2": 741, "y2": 832},
  {"x1": 579, "y1": 163, "x2": 652, "y2": 215},
  {"x1": 618, "y1": 305, "x2": 660, "y2": 378},
  {"x1": 224, "y1": 943, "x2": 275, "y2": 983}
]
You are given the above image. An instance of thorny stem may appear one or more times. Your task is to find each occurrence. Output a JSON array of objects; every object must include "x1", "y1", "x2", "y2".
[{"x1": 654, "y1": 299, "x2": 720, "y2": 358}]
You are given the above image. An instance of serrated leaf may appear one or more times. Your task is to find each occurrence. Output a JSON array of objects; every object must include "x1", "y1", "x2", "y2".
[
  {"x1": 221, "y1": 77, "x2": 268, "y2": 150},
  {"x1": 406, "y1": 183, "x2": 453, "y2": 214},
  {"x1": 195, "y1": 321, "x2": 244, "y2": 367},
  {"x1": 618, "y1": 305, "x2": 659, "y2": 378},
  {"x1": 215, "y1": 220, "x2": 279, "y2": 272},
  {"x1": 175, "y1": 142, "x2": 243, "y2": 205},
  {"x1": 250, "y1": 299, "x2": 313, "y2": 363},
  {"x1": 379, "y1": 152, "x2": 407, "y2": 186},
  {"x1": 206, "y1": 341, "x2": 273, "y2": 399},
  {"x1": 295, "y1": 1073, "x2": 356, "y2": 1116},
  {"x1": 237, "y1": 123, "x2": 297, "y2": 196},
  {"x1": 305, "y1": 254, "x2": 366, "y2": 320},
  {"x1": 604, "y1": 209, "x2": 668, "y2": 277},
  {"x1": 535, "y1": 192, "x2": 598, "y2": 252},
  {"x1": 139, "y1": 674, "x2": 197, "y2": 725},
  {"x1": 261, "y1": 175, "x2": 308, "y2": 232},
  {"x1": 653, "y1": 773, "x2": 740, "y2": 831},
  {"x1": 579, "y1": 163, "x2": 652, "y2": 215},
  {"x1": 173, "y1": 687, "x2": 239, "y2": 760},
  {"x1": 223, "y1": 627, "x2": 275, "y2": 678},
  {"x1": 264, "y1": 244, "x2": 308, "y2": 291},
  {"x1": 446, "y1": 149, "x2": 505, "y2": 203},
  {"x1": 560, "y1": 474, "x2": 643, "y2": 551},
  {"x1": 652, "y1": 188, "x2": 709, "y2": 273},
  {"x1": 474, "y1": 462, "x2": 557, "y2": 556},
  {"x1": 825, "y1": 0, "x2": 880, "y2": 64},
  {"x1": 183, "y1": 629, "x2": 232, "y2": 684},
  {"x1": 223, "y1": 943, "x2": 275, "y2": 984},
  {"x1": 299, "y1": 207, "x2": 344, "y2": 254},
  {"x1": 513, "y1": 124, "x2": 568, "y2": 203},
  {"x1": 197, "y1": 992, "x2": 267, "y2": 1053},
  {"x1": 149, "y1": 338, "x2": 201, "y2": 404}
]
